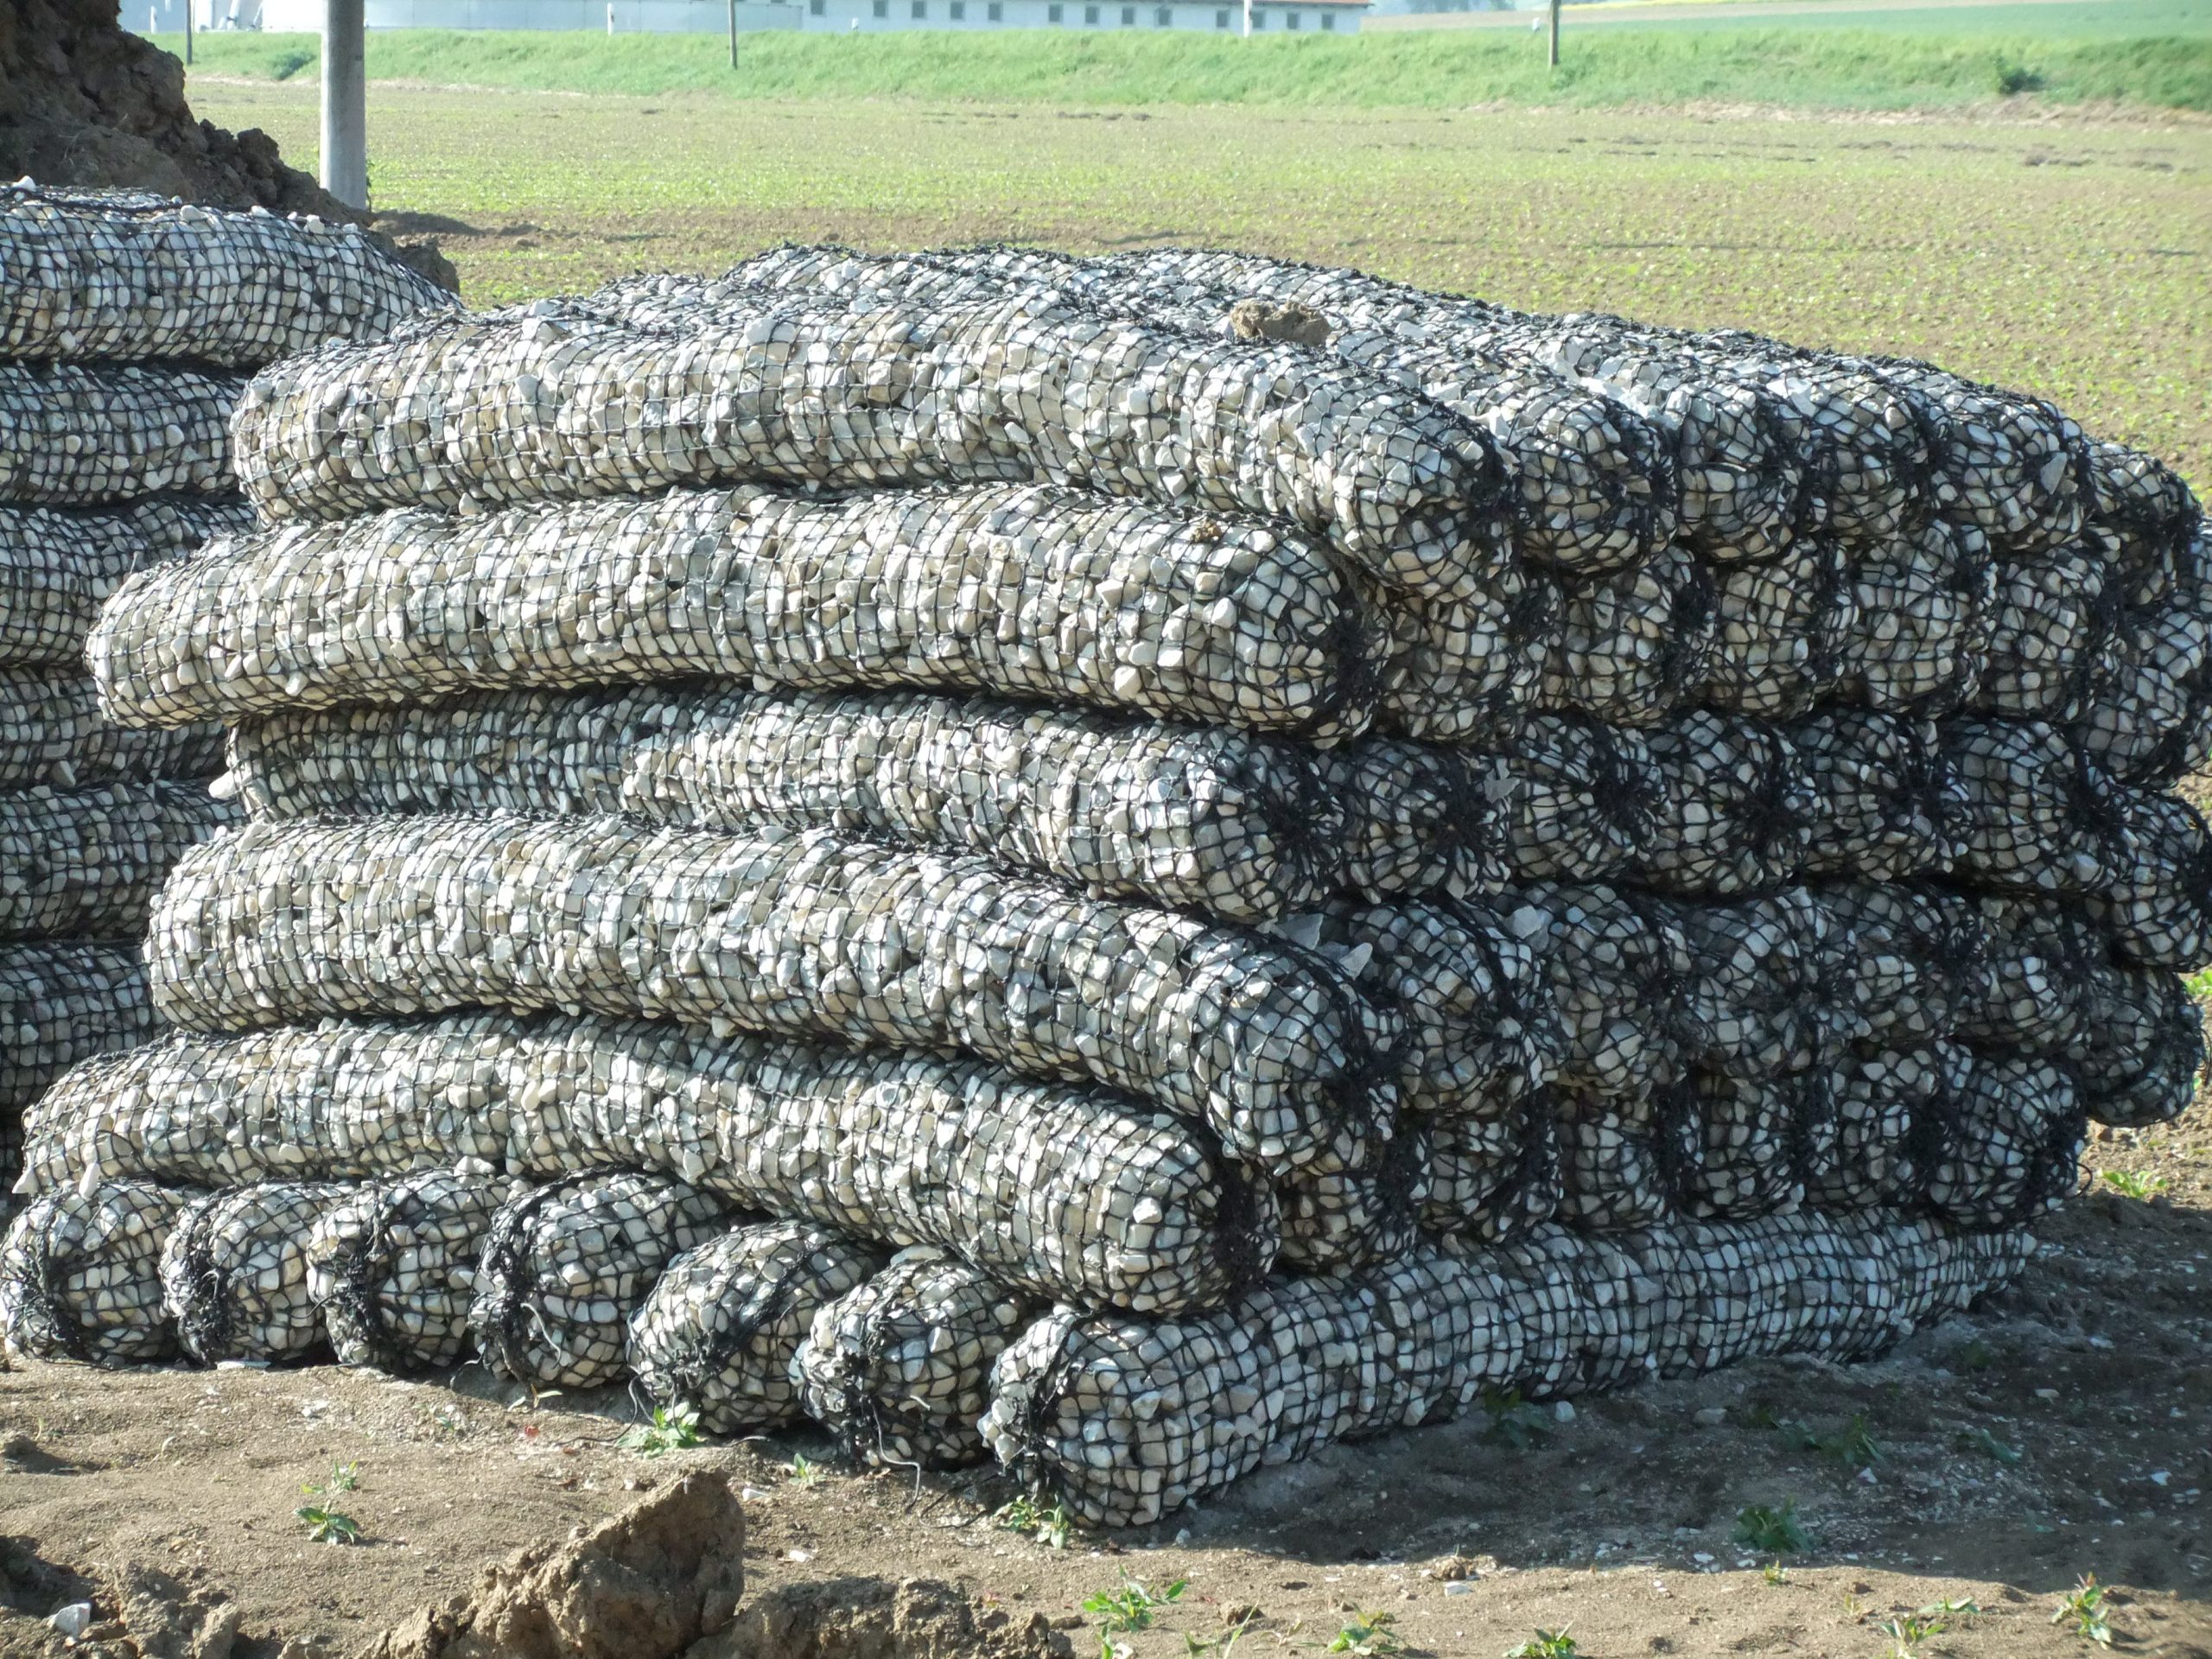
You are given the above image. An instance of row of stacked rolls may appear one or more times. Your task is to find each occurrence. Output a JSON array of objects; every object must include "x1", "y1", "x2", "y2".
[{"x1": 3, "y1": 225, "x2": 2203, "y2": 1527}]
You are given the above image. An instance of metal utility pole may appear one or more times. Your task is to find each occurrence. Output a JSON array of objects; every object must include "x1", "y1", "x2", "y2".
[
  {"x1": 728, "y1": 0, "x2": 739, "y2": 67},
  {"x1": 320, "y1": 0, "x2": 368, "y2": 210},
  {"x1": 1548, "y1": 0, "x2": 1560, "y2": 66},
  {"x1": 183, "y1": 0, "x2": 193, "y2": 65}
]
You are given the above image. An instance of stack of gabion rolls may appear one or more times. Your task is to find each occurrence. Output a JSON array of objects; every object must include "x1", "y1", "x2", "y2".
[
  {"x1": 5, "y1": 238, "x2": 2203, "y2": 1529},
  {"x1": 0, "y1": 185, "x2": 446, "y2": 1201}
]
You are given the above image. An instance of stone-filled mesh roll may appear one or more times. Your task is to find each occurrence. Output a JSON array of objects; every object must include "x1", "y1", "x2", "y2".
[
  {"x1": 0, "y1": 671, "x2": 223, "y2": 789},
  {"x1": 1421, "y1": 1096, "x2": 1562, "y2": 1243},
  {"x1": 1048, "y1": 247, "x2": 1811, "y2": 563},
  {"x1": 0, "y1": 184, "x2": 454, "y2": 368},
  {"x1": 16, "y1": 1014, "x2": 1278, "y2": 1315},
  {"x1": 1535, "y1": 543, "x2": 1717, "y2": 730},
  {"x1": 2, "y1": 779, "x2": 239, "y2": 939},
  {"x1": 1789, "y1": 709, "x2": 1958, "y2": 882},
  {"x1": 1513, "y1": 883, "x2": 1699, "y2": 1096},
  {"x1": 1835, "y1": 521, "x2": 1993, "y2": 714},
  {"x1": 1373, "y1": 571, "x2": 1558, "y2": 744},
  {"x1": 158, "y1": 1181, "x2": 348, "y2": 1364},
  {"x1": 0, "y1": 496, "x2": 258, "y2": 667},
  {"x1": 0, "y1": 1178, "x2": 189, "y2": 1365},
  {"x1": 0, "y1": 940, "x2": 154, "y2": 1109},
  {"x1": 627, "y1": 1219, "x2": 887, "y2": 1433},
  {"x1": 145, "y1": 815, "x2": 1389, "y2": 1173},
  {"x1": 1274, "y1": 1116, "x2": 1430, "y2": 1271},
  {"x1": 1634, "y1": 711, "x2": 1814, "y2": 895},
  {"x1": 468, "y1": 1170, "x2": 728, "y2": 1389},
  {"x1": 795, "y1": 1249, "x2": 1043, "y2": 1471},
  {"x1": 0, "y1": 362, "x2": 239, "y2": 505},
  {"x1": 684, "y1": 243, "x2": 1681, "y2": 581},
  {"x1": 305, "y1": 1169, "x2": 508, "y2": 1372},
  {"x1": 1698, "y1": 537, "x2": 1856, "y2": 720},
  {"x1": 986, "y1": 1214, "x2": 2032, "y2": 1528},
  {"x1": 88, "y1": 484, "x2": 1388, "y2": 744},
  {"x1": 224, "y1": 685, "x2": 1348, "y2": 925},
  {"x1": 230, "y1": 294, "x2": 1516, "y2": 607}
]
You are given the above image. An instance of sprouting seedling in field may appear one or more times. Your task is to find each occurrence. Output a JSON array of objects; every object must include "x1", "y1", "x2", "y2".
[
  {"x1": 2052, "y1": 1574, "x2": 2113, "y2": 1646},
  {"x1": 1084, "y1": 1573, "x2": 1187, "y2": 1638},
  {"x1": 994, "y1": 1494, "x2": 1073, "y2": 1548},
  {"x1": 1734, "y1": 1501, "x2": 1810, "y2": 1554},
  {"x1": 2101, "y1": 1169, "x2": 2166, "y2": 1201},
  {"x1": 1327, "y1": 1608, "x2": 1402, "y2": 1655},
  {"x1": 302, "y1": 1460, "x2": 359, "y2": 1497},
  {"x1": 1762, "y1": 1559, "x2": 1789, "y2": 1585},
  {"x1": 296, "y1": 1504, "x2": 361, "y2": 1545},
  {"x1": 785, "y1": 1451, "x2": 828, "y2": 1487},
  {"x1": 1503, "y1": 1629, "x2": 1576, "y2": 1658},
  {"x1": 615, "y1": 1403, "x2": 700, "y2": 1458},
  {"x1": 1955, "y1": 1425, "x2": 2023, "y2": 1465}
]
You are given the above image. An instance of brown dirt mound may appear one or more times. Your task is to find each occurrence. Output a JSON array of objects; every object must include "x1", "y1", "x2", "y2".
[
  {"x1": 363, "y1": 1472, "x2": 747, "y2": 1659},
  {"x1": 0, "y1": 0, "x2": 456, "y2": 290},
  {"x1": 696, "y1": 1578, "x2": 1077, "y2": 1659}
]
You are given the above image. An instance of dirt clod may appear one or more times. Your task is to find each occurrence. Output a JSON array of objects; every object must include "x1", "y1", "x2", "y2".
[
  {"x1": 363, "y1": 1473, "x2": 745, "y2": 1659},
  {"x1": 694, "y1": 1577, "x2": 1075, "y2": 1659},
  {"x1": 1226, "y1": 297, "x2": 1332, "y2": 347}
]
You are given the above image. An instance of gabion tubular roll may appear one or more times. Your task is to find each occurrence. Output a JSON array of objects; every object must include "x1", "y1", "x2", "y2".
[
  {"x1": 469, "y1": 1170, "x2": 730, "y2": 1389},
  {"x1": 230, "y1": 295, "x2": 1517, "y2": 606},
  {"x1": 145, "y1": 815, "x2": 1390, "y2": 1172},
  {"x1": 0, "y1": 940, "x2": 154, "y2": 1109},
  {"x1": 628, "y1": 1218, "x2": 888, "y2": 1433},
  {"x1": 795, "y1": 1249, "x2": 1041, "y2": 1470},
  {"x1": 0, "y1": 362, "x2": 239, "y2": 505},
  {"x1": 305, "y1": 1170, "x2": 509, "y2": 1372},
  {"x1": 159, "y1": 1181, "x2": 348, "y2": 1364},
  {"x1": 2, "y1": 779, "x2": 240, "y2": 939},
  {"x1": 0, "y1": 671, "x2": 223, "y2": 788},
  {"x1": 225, "y1": 684, "x2": 1348, "y2": 925},
  {"x1": 18, "y1": 1013, "x2": 1281, "y2": 1314},
  {"x1": 88, "y1": 484, "x2": 1386, "y2": 743},
  {"x1": 985, "y1": 1213, "x2": 2032, "y2": 1527},
  {"x1": 0, "y1": 496, "x2": 257, "y2": 666},
  {"x1": 0, "y1": 1179, "x2": 192, "y2": 1365},
  {"x1": 0, "y1": 184, "x2": 454, "y2": 367}
]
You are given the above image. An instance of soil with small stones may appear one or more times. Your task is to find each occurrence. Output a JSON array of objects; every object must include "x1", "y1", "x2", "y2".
[{"x1": 0, "y1": 1097, "x2": 2202, "y2": 1659}]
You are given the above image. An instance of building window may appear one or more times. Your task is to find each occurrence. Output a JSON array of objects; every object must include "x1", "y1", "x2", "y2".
[
  {"x1": 811, "y1": 0, "x2": 824, "y2": 11},
  {"x1": 1319, "y1": 7, "x2": 1333, "y2": 23},
  {"x1": 1248, "y1": 6, "x2": 1262, "y2": 22},
  {"x1": 988, "y1": 1, "x2": 1001, "y2": 15},
  {"x1": 949, "y1": 0, "x2": 963, "y2": 15},
  {"x1": 873, "y1": 0, "x2": 887, "y2": 14},
  {"x1": 1120, "y1": 3, "x2": 1134, "y2": 19},
  {"x1": 1083, "y1": 3, "x2": 1097, "y2": 19},
  {"x1": 1284, "y1": 7, "x2": 1297, "y2": 23},
  {"x1": 1214, "y1": 4, "x2": 1229, "y2": 21},
  {"x1": 1048, "y1": 1, "x2": 1062, "y2": 16},
  {"x1": 1154, "y1": 4, "x2": 1169, "y2": 20}
]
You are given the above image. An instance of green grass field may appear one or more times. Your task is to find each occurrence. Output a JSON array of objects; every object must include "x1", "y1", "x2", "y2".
[
  {"x1": 158, "y1": 3, "x2": 2212, "y2": 111},
  {"x1": 182, "y1": 77, "x2": 2210, "y2": 490}
]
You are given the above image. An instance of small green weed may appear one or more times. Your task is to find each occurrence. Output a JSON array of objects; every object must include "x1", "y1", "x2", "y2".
[
  {"x1": 2100, "y1": 1169, "x2": 2166, "y2": 1200},
  {"x1": 1955, "y1": 1426, "x2": 2024, "y2": 1465},
  {"x1": 1762, "y1": 1559, "x2": 1789, "y2": 1585},
  {"x1": 1503, "y1": 1630, "x2": 1576, "y2": 1658},
  {"x1": 302, "y1": 1460, "x2": 359, "y2": 1496},
  {"x1": 993, "y1": 1495, "x2": 1073, "y2": 1548},
  {"x1": 1994, "y1": 60, "x2": 2049, "y2": 93},
  {"x1": 1479, "y1": 1386, "x2": 1553, "y2": 1450},
  {"x1": 1328, "y1": 1608, "x2": 1402, "y2": 1656},
  {"x1": 785, "y1": 1452, "x2": 826, "y2": 1486},
  {"x1": 296, "y1": 1504, "x2": 361, "y2": 1545},
  {"x1": 1084, "y1": 1573, "x2": 1187, "y2": 1637},
  {"x1": 616, "y1": 1404, "x2": 701, "y2": 1458},
  {"x1": 1734, "y1": 1501, "x2": 1811, "y2": 1554},
  {"x1": 2052, "y1": 1574, "x2": 2113, "y2": 1646},
  {"x1": 1770, "y1": 1412, "x2": 1885, "y2": 1469}
]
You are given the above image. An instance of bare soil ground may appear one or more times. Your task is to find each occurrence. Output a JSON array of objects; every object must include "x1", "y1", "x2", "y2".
[{"x1": 3, "y1": 1103, "x2": 2205, "y2": 1659}]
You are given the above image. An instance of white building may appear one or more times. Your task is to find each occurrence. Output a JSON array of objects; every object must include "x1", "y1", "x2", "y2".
[{"x1": 238, "y1": 0, "x2": 1365, "y2": 35}]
